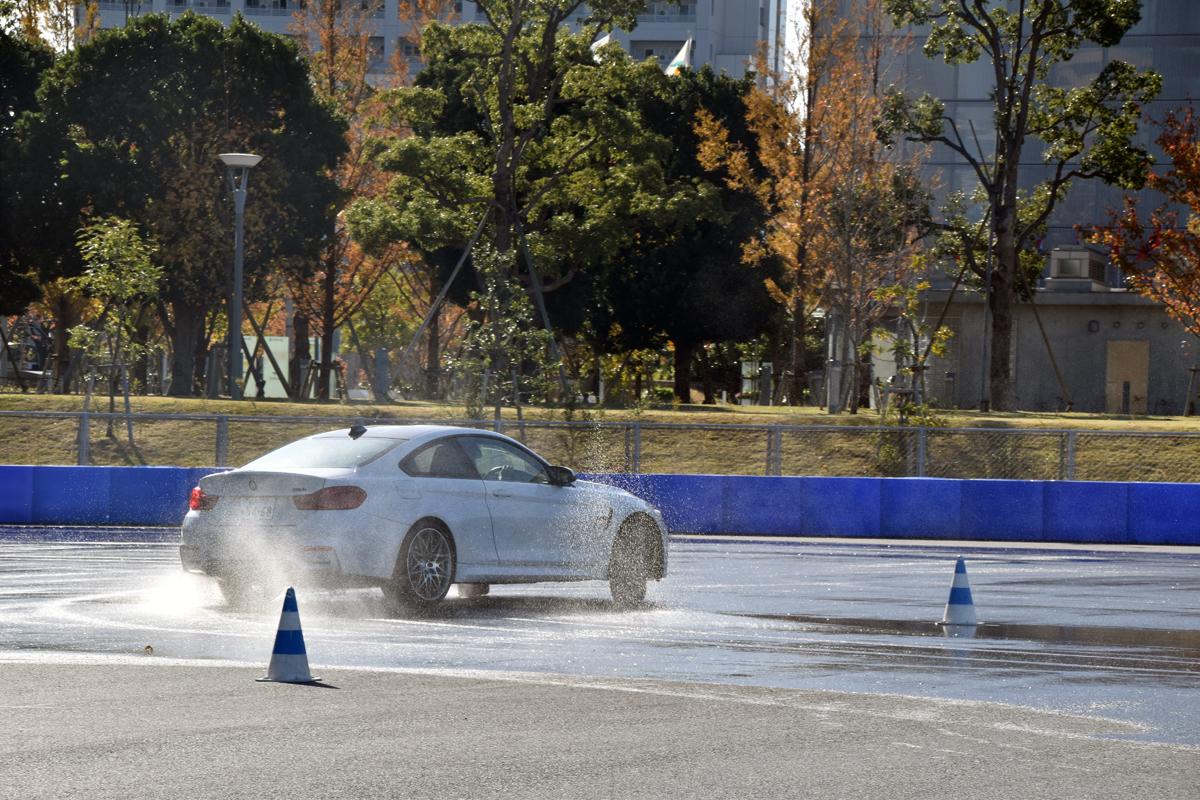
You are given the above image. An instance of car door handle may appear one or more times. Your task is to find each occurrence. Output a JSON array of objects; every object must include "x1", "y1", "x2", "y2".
[{"x1": 491, "y1": 489, "x2": 513, "y2": 498}]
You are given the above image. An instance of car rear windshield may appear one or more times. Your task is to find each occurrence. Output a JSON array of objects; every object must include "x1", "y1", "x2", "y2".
[{"x1": 243, "y1": 436, "x2": 404, "y2": 470}]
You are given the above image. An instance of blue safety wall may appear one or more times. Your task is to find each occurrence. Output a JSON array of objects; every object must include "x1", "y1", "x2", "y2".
[
  {"x1": 0, "y1": 467, "x2": 1197, "y2": 545},
  {"x1": 0, "y1": 466, "x2": 221, "y2": 527},
  {"x1": 589, "y1": 474, "x2": 1200, "y2": 546}
]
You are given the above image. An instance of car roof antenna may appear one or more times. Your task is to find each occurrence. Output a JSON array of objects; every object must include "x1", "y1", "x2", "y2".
[{"x1": 349, "y1": 424, "x2": 367, "y2": 440}]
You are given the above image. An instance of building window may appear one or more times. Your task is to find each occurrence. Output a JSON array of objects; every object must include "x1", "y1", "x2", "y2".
[{"x1": 367, "y1": 36, "x2": 385, "y2": 70}]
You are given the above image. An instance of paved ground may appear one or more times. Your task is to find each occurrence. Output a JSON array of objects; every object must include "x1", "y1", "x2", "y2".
[
  {"x1": 0, "y1": 532, "x2": 1198, "y2": 797},
  {"x1": 2, "y1": 661, "x2": 1197, "y2": 800}
]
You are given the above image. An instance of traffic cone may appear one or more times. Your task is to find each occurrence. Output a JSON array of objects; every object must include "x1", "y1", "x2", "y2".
[
  {"x1": 257, "y1": 587, "x2": 319, "y2": 684},
  {"x1": 940, "y1": 557, "x2": 978, "y2": 627}
]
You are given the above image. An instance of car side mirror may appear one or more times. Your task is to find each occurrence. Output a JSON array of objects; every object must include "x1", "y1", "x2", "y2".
[{"x1": 547, "y1": 465, "x2": 576, "y2": 486}]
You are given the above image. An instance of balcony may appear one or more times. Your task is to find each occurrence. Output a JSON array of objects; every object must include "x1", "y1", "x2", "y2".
[
  {"x1": 244, "y1": 0, "x2": 300, "y2": 16},
  {"x1": 97, "y1": 1, "x2": 150, "y2": 11},
  {"x1": 166, "y1": 0, "x2": 231, "y2": 14},
  {"x1": 637, "y1": 2, "x2": 696, "y2": 24}
]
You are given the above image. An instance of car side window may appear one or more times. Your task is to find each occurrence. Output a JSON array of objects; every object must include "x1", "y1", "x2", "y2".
[
  {"x1": 401, "y1": 439, "x2": 480, "y2": 479},
  {"x1": 460, "y1": 437, "x2": 550, "y2": 484}
]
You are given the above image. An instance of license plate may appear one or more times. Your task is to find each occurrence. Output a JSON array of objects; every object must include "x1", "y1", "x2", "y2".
[{"x1": 251, "y1": 499, "x2": 276, "y2": 521}]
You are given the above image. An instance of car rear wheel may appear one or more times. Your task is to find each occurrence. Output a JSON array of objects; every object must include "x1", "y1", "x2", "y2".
[
  {"x1": 383, "y1": 522, "x2": 456, "y2": 614},
  {"x1": 609, "y1": 524, "x2": 650, "y2": 609},
  {"x1": 214, "y1": 575, "x2": 269, "y2": 610}
]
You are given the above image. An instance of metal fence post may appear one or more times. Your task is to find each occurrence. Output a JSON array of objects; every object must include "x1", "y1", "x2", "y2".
[
  {"x1": 916, "y1": 426, "x2": 927, "y2": 477},
  {"x1": 77, "y1": 411, "x2": 90, "y2": 466},
  {"x1": 215, "y1": 415, "x2": 229, "y2": 467},
  {"x1": 624, "y1": 424, "x2": 632, "y2": 473},
  {"x1": 632, "y1": 422, "x2": 642, "y2": 473},
  {"x1": 766, "y1": 426, "x2": 783, "y2": 476},
  {"x1": 1065, "y1": 430, "x2": 1077, "y2": 481}
]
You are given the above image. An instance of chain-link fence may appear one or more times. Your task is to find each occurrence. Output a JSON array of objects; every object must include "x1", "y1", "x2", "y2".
[{"x1": 1, "y1": 410, "x2": 1198, "y2": 482}]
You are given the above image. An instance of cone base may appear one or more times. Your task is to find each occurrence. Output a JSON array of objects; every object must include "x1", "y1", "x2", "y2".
[{"x1": 256, "y1": 676, "x2": 322, "y2": 684}]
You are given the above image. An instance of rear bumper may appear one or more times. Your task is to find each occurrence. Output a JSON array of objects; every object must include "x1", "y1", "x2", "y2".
[{"x1": 180, "y1": 521, "x2": 357, "y2": 585}]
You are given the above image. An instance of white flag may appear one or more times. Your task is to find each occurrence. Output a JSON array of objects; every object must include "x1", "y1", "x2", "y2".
[
  {"x1": 590, "y1": 33, "x2": 613, "y2": 54},
  {"x1": 665, "y1": 37, "x2": 693, "y2": 76}
]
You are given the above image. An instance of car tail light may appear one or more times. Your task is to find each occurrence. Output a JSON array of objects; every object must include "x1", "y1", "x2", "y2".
[
  {"x1": 293, "y1": 485, "x2": 367, "y2": 510},
  {"x1": 189, "y1": 486, "x2": 219, "y2": 511}
]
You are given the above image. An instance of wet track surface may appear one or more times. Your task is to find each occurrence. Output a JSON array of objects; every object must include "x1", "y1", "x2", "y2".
[{"x1": 1, "y1": 530, "x2": 1198, "y2": 745}]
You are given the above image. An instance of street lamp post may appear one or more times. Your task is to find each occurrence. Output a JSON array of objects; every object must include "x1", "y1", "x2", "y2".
[{"x1": 218, "y1": 152, "x2": 262, "y2": 400}]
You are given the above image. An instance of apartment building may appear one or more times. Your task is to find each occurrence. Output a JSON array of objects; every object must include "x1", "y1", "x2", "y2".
[{"x1": 83, "y1": 1, "x2": 787, "y2": 78}]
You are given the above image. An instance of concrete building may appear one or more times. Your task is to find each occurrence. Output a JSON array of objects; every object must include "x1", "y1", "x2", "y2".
[
  {"x1": 857, "y1": 1, "x2": 1200, "y2": 414},
  {"x1": 871, "y1": 247, "x2": 1199, "y2": 414},
  {"x1": 83, "y1": 1, "x2": 786, "y2": 79}
]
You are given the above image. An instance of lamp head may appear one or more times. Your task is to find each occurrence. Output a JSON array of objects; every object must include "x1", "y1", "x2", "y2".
[{"x1": 218, "y1": 152, "x2": 262, "y2": 169}]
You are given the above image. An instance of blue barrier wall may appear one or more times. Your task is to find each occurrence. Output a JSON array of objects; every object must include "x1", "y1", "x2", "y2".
[
  {"x1": 590, "y1": 473, "x2": 1200, "y2": 546},
  {"x1": 0, "y1": 466, "x2": 221, "y2": 527},
  {"x1": 0, "y1": 467, "x2": 1197, "y2": 545}
]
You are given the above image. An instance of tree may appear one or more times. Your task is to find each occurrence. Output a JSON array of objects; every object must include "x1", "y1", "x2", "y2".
[
  {"x1": 67, "y1": 216, "x2": 161, "y2": 432},
  {"x1": 466, "y1": 0, "x2": 644, "y2": 255},
  {"x1": 349, "y1": 12, "x2": 667, "y2": 401},
  {"x1": 1087, "y1": 108, "x2": 1200, "y2": 340},
  {"x1": 287, "y1": 0, "x2": 414, "y2": 399},
  {"x1": 698, "y1": 0, "x2": 930, "y2": 410},
  {"x1": 596, "y1": 66, "x2": 781, "y2": 403},
  {"x1": 0, "y1": 28, "x2": 53, "y2": 315},
  {"x1": 878, "y1": 0, "x2": 1161, "y2": 410},
  {"x1": 696, "y1": 0, "x2": 843, "y2": 404},
  {"x1": 25, "y1": 13, "x2": 345, "y2": 395}
]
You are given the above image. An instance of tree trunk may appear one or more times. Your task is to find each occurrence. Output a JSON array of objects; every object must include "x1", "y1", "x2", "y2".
[
  {"x1": 166, "y1": 301, "x2": 203, "y2": 397},
  {"x1": 989, "y1": 198, "x2": 1018, "y2": 411},
  {"x1": 317, "y1": 263, "x2": 337, "y2": 401},
  {"x1": 425, "y1": 266, "x2": 441, "y2": 399},
  {"x1": 673, "y1": 339, "x2": 694, "y2": 403},
  {"x1": 290, "y1": 312, "x2": 311, "y2": 399},
  {"x1": 789, "y1": 271, "x2": 808, "y2": 405},
  {"x1": 700, "y1": 345, "x2": 715, "y2": 404},
  {"x1": 51, "y1": 296, "x2": 81, "y2": 393}
]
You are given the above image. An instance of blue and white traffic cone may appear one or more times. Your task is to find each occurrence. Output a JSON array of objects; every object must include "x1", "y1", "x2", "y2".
[
  {"x1": 941, "y1": 557, "x2": 978, "y2": 627},
  {"x1": 257, "y1": 587, "x2": 319, "y2": 684}
]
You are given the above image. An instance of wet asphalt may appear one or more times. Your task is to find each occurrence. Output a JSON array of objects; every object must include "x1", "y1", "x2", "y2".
[{"x1": 0, "y1": 530, "x2": 1197, "y2": 798}]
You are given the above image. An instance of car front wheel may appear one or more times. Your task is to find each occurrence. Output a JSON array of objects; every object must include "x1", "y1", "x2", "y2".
[
  {"x1": 608, "y1": 525, "x2": 650, "y2": 609},
  {"x1": 383, "y1": 522, "x2": 456, "y2": 614}
]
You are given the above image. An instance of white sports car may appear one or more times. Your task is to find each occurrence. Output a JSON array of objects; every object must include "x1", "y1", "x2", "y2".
[{"x1": 180, "y1": 425, "x2": 669, "y2": 611}]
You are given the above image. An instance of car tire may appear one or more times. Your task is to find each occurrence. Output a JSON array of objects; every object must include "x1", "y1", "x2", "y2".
[
  {"x1": 383, "y1": 521, "x2": 456, "y2": 615},
  {"x1": 457, "y1": 583, "x2": 490, "y2": 599},
  {"x1": 215, "y1": 575, "x2": 268, "y2": 610},
  {"x1": 609, "y1": 523, "x2": 650, "y2": 609}
]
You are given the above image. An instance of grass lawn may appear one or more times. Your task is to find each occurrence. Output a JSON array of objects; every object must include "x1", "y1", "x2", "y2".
[{"x1": 2, "y1": 390, "x2": 1199, "y2": 479}]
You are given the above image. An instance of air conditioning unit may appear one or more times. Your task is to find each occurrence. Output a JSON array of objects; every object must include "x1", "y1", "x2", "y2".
[{"x1": 1044, "y1": 246, "x2": 1108, "y2": 292}]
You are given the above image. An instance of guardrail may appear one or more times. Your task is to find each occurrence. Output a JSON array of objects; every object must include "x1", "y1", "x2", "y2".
[
  {"x1": 1, "y1": 466, "x2": 1197, "y2": 545},
  {"x1": 2, "y1": 409, "x2": 1199, "y2": 483}
]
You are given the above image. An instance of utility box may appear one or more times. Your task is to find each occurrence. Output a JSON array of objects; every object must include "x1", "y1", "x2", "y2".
[{"x1": 740, "y1": 361, "x2": 773, "y2": 405}]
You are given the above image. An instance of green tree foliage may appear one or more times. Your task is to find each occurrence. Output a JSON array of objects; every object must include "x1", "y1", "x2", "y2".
[
  {"x1": 351, "y1": 19, "x2": 777, "y2": 404},
  {"x1": 445, "y1": 244, "x2": 557, "y2": 418},
  {"x1": 592, "y1": 66, "x2": 781, "y2": 403},
  {"x1": 20, "y1": 13, "x2": 345, "y2": 395},
  {"x1": 877, "y1": 0, "x2": 1161, "y2": 410},
  {"x1": 0, "y1": 29, "x2": 53, "y2": 314},
  {"x1": 68, "y1": 216, "x2": 162, "y2": 428}
]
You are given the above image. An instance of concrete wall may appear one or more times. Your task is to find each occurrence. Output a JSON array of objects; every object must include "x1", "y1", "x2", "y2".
[
  {"x1": 917, "y1": 290, "x2": 1196, "y2": 413},
  {"x1": 1, "y1": 466, "x2": 1197, "y2": 545}
]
